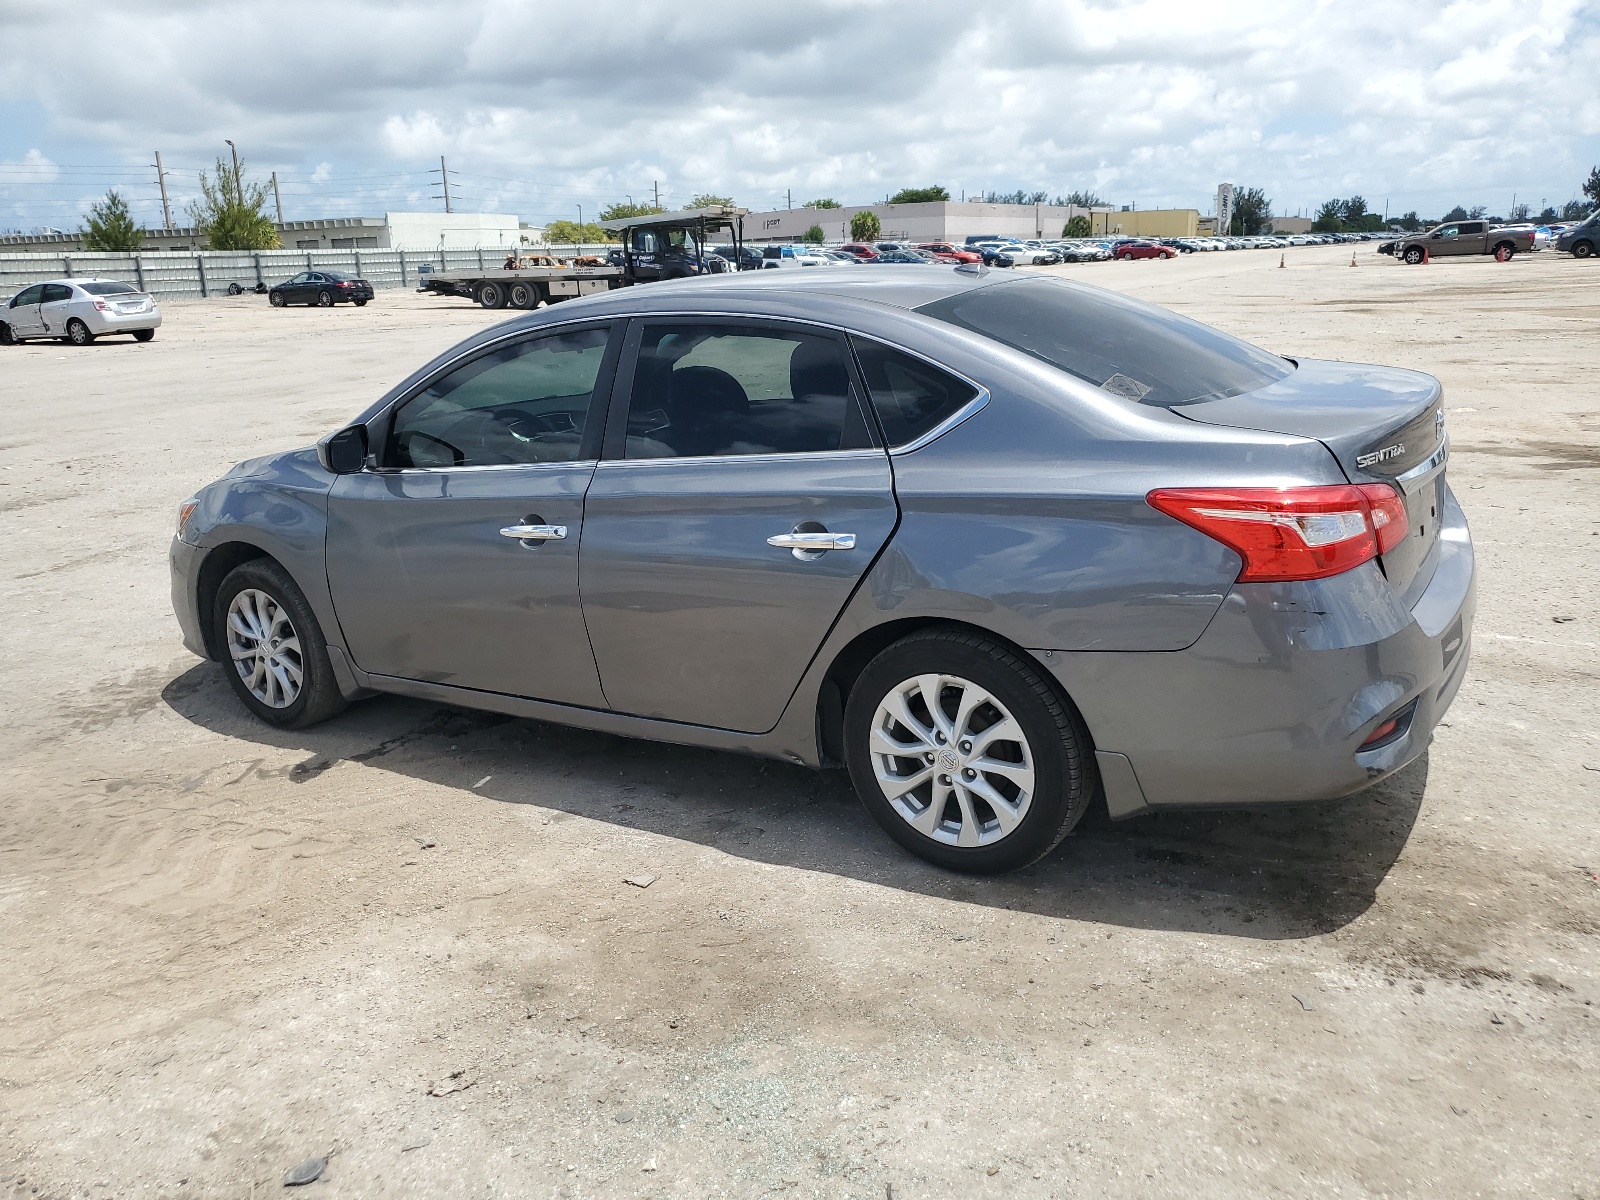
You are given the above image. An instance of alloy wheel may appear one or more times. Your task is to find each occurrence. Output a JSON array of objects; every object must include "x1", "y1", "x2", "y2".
[
  {"x1": 226, "y1": 589, "x2": 303, "y2": 708},
  {"x1": 868, "y1": 673, "x2": 1036, "y2": 848}
]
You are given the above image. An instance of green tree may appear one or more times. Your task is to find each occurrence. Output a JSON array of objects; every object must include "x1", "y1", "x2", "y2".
[
  {"x1": 81, "y1": 188, "x2": 143, "y2": 251},
  {"x1": 544, "y1": 220, "x2": 616, "y2": 244},
  {"x1": 1561, "y1": 199, "x2": 1592, "y2": 219},
  {"x1": 1062, "y1": 215, "x2": 1092, "y2": 238},
  {"x1": 1311, "y1": 199, "x2": 1345, "y2": 233},
  {"x1": 803, "y1": 198, "x2": 841, "y2": 209},
  {"x1": 849, "y1": 210, "x2": 881, "y2": 242},
  {"x1": 888, "y1": 185, "x2": 950, "y2": 204},
  {"x1": 684, "y1": 194, "x2": 735, "y2": 210},
  {"x1": 1228, "y1": 186, "x2": 1272, "y2": 235},
  {"x1": 1537, "y1": 206, "x2": 1560, "y2": 223},
  {"x1": 1440, "y1": 205, "x2": 1469, "y2": 222},
  {"x1": 1397, "y1": 211, "x2": 1422, "y2": 231},
  {"x1": 1055, "y1": 189, "x2": 1107, "y2": 207},
  {"x1": 983, "y1": 189, "x2": 1048, "y2": 204},
  {"x1": 1583, "y1": 166, "x2": 1600, "y2": 208},
  {"x1": 599, "y1": 201, "x2": 664, "y2": 222},
  {"x1": 189, "y1": 156, "x2": 281, "y2": 250},
  {"x1": 802, "y1": 224, "x2": 825, "y2": 244}
]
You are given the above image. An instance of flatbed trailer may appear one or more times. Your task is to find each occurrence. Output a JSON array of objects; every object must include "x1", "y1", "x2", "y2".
[{"x1": 417, "y1": 262, "x2": 624, "y2": 309}]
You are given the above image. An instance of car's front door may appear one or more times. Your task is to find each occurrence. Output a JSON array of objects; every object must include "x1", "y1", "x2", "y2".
[
  {"x1": 325, "y1": 322, "x2": 621, "y2": 705},
  {"x1": 6, "y1": 284, "x2": 44, "y2": 337},
  {"x1": 281, "y1": 272, "x2": 309, "y2": 302},
  {"x1": 580, "y1": 319, "x2": 897, "y2": 732},
  {"x1": 1430, "y1": 225, "x2": 1461, "y2": 255},
  {"x1": 38, "y1": 283, "x2": 74, "y2": 336}
]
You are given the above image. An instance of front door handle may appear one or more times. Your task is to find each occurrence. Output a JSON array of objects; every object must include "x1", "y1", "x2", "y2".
[
  {"x1": 500, "y1": 523, "x2": 567, "y2": 543},
  {"x1": 767, "y1": 530, "x2": 856, "y2": 560}
]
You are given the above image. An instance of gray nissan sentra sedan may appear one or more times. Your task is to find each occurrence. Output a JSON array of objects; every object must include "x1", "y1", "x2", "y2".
[{"x1": 170, "y1": 267, "x2": 1474, "y2": 873}]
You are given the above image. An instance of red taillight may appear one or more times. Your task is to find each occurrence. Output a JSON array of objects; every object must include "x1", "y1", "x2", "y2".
[
  {"x1": 92, "y1": 300, "x2": 109, "y2": 311},
  {"x1": 1360, "y1": 716, "x2": 1401, "y2": 747},
  {"x1": 1147, "y1": 483, "x2": 1408, "y2": 583}
]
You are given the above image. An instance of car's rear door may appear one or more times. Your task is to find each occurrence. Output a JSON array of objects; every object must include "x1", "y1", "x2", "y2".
[
  {"x1": 579, "y1": 318, "x2": 896, "y2": 732},
  {"x1": 325, "y1": 321, "x2": 622, "y2": 706},
  {"x1": 37, "y1": 283, "x2": 74, "y2": 336}
]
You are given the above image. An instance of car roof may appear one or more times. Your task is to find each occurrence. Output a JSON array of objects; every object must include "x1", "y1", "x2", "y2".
[{"x1": 547, "y1": 264, "x2": 1005, "y2": 316}]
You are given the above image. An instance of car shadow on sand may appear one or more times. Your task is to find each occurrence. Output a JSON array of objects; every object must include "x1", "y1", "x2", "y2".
[{"x1": 163, "y1": 662, "x2": 1427, "y2": 940}]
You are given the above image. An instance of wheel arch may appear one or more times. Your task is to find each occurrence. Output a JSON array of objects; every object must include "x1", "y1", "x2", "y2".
[
  {"x1": 814, "y1": 616, "x2": 1099, "y2": 768},
  {"x1": 195, "y1": 541, "x2": 276, "y2": 659}
]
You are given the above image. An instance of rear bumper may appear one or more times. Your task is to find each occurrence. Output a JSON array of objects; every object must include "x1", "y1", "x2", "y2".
[
  {"x1": 85, "y1": 308, "x2": 161, "y2": 333},
  {"x1": 1047, "y1": 484, "x2": 1475, "y2": 815}
]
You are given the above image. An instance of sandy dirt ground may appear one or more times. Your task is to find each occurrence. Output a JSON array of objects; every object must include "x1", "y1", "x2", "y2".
[{"x1": 2, "y1": 244, "x2": 1597, "y2": 1200}]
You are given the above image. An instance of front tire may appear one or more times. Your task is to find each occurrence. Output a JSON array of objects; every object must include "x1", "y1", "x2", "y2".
[
  {"x1": 1572, "y1": 240, "x2": 1595, "y2": 259},
  {"x1": 214, "y1": 559, "x2": 348, "y2": 729},
  {"x1": 1403, "y1": 246, "x2": 1425, "y2": 265},
  {"x1": 270, "y1": 291, "x2": 287, "y2": 307},
  {"x1": 844, "y1": 628, "x2": 1096, "y2": 873},
  {"x1": 0, "y1": 322, "x2": 13, "y2": 346}
]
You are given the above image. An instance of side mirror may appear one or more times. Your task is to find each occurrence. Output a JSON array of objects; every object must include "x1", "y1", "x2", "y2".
[{"x1": 318, "y1": 424, "x2": 368, "y2": 474}]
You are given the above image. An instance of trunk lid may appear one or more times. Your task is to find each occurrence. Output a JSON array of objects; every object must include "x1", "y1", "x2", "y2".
[{"x1": 1176, "y1": 357, "x2": 1448, "y2": 594}]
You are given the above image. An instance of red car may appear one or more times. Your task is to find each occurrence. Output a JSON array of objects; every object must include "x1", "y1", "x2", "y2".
[
  {"x1": 839, "y1": 243, "x2": 880, "y2": 260},
  {"x1": 916, "y1": 242, "x2": 983, "y2": 264},
  {"x1": 1114, "y1": 240, "x2": 1175, "y2": 260}
]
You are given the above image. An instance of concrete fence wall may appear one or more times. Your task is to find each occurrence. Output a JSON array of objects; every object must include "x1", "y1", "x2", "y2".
[{"x1": 0, "y1": 246, "x2": 616, "y2": 302}]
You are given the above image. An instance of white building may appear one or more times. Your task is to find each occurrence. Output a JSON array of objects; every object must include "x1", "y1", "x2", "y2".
[{"x1": 0, "y1": 211, "x2": 522, "y2": 253}]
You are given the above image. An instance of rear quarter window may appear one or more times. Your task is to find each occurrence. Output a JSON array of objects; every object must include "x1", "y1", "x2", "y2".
[{"x1": 915, "y1": 277, "x2": 1293, "y2": 407}]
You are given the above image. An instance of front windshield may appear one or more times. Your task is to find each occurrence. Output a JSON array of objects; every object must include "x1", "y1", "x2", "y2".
[{"x1": 916, "y1": 276, "x2": 1294, "y2": 407}]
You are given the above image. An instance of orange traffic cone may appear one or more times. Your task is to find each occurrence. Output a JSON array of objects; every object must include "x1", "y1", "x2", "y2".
[
  {"x1": 1350, "y1": 250, "x2": 1358, "y2": 266},
  {"x1": 1279, "y1": 253, "x2": 1285, "y2": 268}
]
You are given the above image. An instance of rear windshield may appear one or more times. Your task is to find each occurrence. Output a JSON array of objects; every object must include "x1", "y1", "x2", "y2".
[
  {"x1": 80, "y1": 281, "x2": 138, "y2": 296},
  {"x1": 916, "y1": 277, "x2": 1293, "y2": 406}
]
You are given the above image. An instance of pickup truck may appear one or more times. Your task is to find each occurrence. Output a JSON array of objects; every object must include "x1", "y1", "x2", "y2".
[{"x1": 1379, "y1": 220, "x2": 1535, "y2": 264}]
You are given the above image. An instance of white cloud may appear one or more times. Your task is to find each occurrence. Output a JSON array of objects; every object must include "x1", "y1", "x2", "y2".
[
  {"x1": 0, "y1": 0, "x2": 1596, "y2": 226},
  {"x1": 0, "y1": 149, "x2": 59, "y2": 183}
]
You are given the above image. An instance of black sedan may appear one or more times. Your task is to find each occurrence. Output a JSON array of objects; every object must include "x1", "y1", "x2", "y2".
[{"x1": 268, "y1": 271, "x2": 374, "y2": 308}]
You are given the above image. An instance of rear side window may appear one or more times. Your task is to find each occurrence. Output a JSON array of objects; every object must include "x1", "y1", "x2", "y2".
[
  {"x1": 624, "y1": 323, "x2": 874, "y2": 459},
  {"x1": 850, "y1": 337, "x2": 979, "y2": 447},
  {"x1": 915, "y1": 277, "x2": 1293, "y2": 407},
  {"x1": 41, "y1": 284, "x2": 73, "y2": 302},
  {"x1": 80, "y1": 281, "x2": 138, "y2": 296}
]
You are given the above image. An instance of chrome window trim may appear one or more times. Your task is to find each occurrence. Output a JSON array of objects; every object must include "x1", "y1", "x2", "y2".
[
  {"x1": 595, "y1": 448, "x2": 885, "y2": 470},
  {"x1": 1395, "y1": 433, "x2": 1449, "y2": 495},
  {"x1": 886, "y1": 388, "x2": 990, "y2": 456},
  {"x1": 374, "y1": 458, "x2": 599, "y2": 477}
]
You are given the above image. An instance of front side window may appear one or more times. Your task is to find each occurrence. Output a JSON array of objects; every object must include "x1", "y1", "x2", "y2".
[
  {"x1": 389, "y1": 326, "x2": 612, "y2": 468},
  {"x1": 916, "y1": 276, "x2": 1293, "y2": 408},
  {"x1": 10, "y1": 284, "x2": 43, "y2": 307},
  {"x1": 624, "y1": 323, "x2": 874, "y2": 459},
  {"x1": 1434, "y1": 226, "x2": 1458, "y2": 238}
]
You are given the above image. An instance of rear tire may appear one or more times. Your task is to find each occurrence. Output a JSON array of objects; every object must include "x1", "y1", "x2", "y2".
[
  {"x1": 508, "y1": 282, "x2": 537, "y2": 309},
  {"x1": 269, "y1": 291, "x2": 287, "y2": 307},
  {"x1": 213, "y1": 558, "x2": 348, "y2": 729},
  {"x1": 477, "y1": 282, "x2": 506, "y2": 309},
  {"x1": 1573, "y1": 240, "x2": 1595, "y2": 259},
  {"x1": 1493, "y1": 242, "x2": 1515, "y2": 262},
  {"x1": 132, "y1": 328, "x2": 155, "y2": 343},
  {"x1": 65, "y1": 318, "x2": 94, "y2": 346},
  {"x1": 316, "y1": 290, "x2": 334, "y2": 307},
  {"x1": 844, "y1": 627, "x2": 1096, "y2": 873}
]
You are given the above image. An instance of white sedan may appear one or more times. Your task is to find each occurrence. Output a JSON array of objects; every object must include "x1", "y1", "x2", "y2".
[
  {"x1": 986, "y1": 244, "x2": 1056, "y2": 266},
  {"x1": 1, "y1": 278, "x2": 162, "y2": 346}
]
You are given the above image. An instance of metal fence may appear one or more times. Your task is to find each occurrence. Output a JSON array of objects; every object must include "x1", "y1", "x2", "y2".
[{"x1": 0, "y1": 246, "x2": 617, "y2": 301}]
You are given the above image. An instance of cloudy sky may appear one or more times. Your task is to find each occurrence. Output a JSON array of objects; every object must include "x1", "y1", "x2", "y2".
[{"x1": 2, "y1": 0, "x2": 1597, "y2": 232}]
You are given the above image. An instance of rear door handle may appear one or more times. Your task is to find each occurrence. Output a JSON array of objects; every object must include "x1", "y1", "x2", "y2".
[
  {"x1": 767, "y1": 531, "x2": 856, "y2": 558},
  {"x1": 500, "y1": 523, "x2": 567, "y2": 542}
]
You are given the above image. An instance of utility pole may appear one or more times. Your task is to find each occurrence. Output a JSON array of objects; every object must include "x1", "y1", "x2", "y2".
[
  {"x1": 787, "y1": 188, "x2": 792, "y2": 210},
  {"x1": 153, "y1": 151, "x2": 172, "y2": 230},
  {"x1": 271, "y1": 172, "x2": 284, "y2": 223},
  {"x1": 431, "y1": 156, "x2": 455, "y2": 213},
  {"x1": 224, "y1": 140, "x2": 241, "y2": 193},
  {"x1": 653, "y1": 180, "x2": 659, "y2": 208}
]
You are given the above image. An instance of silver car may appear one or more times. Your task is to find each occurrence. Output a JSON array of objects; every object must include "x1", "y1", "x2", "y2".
[
  {"x1": 170, "y1": 268, "x2": 1474, "y2": 873},
  {"x1": 1, "y1": 278, "x2": 161, "y2": 345}
]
